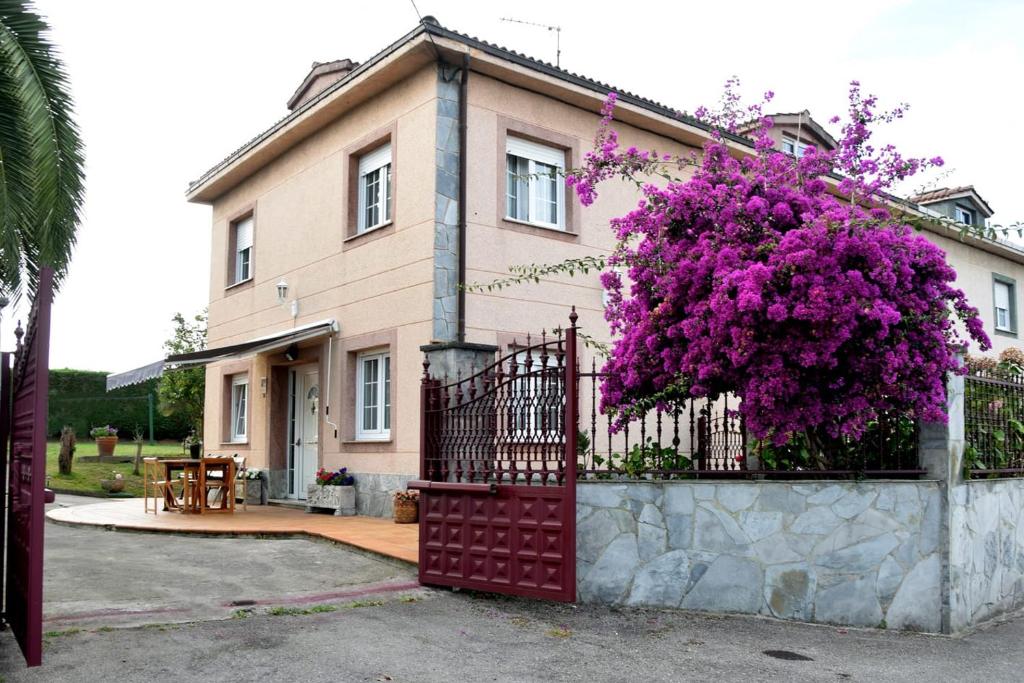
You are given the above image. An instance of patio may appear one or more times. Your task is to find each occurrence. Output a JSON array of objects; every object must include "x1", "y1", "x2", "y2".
[{"x1": 46, "y1": 499, "x2": 418, "y2": 564}]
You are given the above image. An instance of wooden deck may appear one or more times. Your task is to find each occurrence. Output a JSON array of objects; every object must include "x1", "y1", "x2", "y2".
[{"x1": 46, "y1": 499, "x2": 418, "y2": 565}]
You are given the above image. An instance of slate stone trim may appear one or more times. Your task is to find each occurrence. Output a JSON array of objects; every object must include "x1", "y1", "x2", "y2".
[
  {"x1": 350, "y1": 472, "x2": 416, "y2": 518},
  {"x1": 433, "y1": 64, "x2": 461, "y2": 342}
]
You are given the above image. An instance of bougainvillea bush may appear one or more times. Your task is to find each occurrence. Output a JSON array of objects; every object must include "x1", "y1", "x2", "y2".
[{"x1": 567, "y1": 81, "x2": 990, "y2": 452}]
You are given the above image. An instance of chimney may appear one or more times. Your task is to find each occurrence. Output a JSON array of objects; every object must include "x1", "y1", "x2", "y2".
[{"x1": 287, "y1": 58, "x2": 359, "y2": 111}]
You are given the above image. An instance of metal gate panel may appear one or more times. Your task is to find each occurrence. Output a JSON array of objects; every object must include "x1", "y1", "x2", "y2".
[
  {"x1": 420, "y1": 484, "x2": 573, "y2": 601},
  {"x1": 4, "y1": 268, "x2": 54, "y2": 668},
  {"x1": 413, "y1": 312, "x2": 578, "y2": 602}
]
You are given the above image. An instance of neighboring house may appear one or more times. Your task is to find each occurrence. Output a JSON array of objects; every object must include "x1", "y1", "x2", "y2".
[{"x1": 178, "y1": 18, "x2": 1024, "y2": 513}]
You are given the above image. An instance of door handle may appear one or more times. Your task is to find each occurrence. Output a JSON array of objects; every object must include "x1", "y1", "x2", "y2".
[{"x1": 294, "y1": 438, "x2": 302, "y2": 447}]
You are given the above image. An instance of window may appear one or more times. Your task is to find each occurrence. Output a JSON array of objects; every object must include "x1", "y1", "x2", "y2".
[
  {"x1": 956, "y1": 206, "x2": 975, "y2": 226},
  {"x1": 994, "y1": 276, "x2": 1017, "y2": 335},
  {"x1": 781, "y1": 136, "x2": 811, "y2": 157},
  {"x1": 232, "y1": 216, "x2": 253, "y2": 284},
  {"x1": 356, "y1": 350, "x2": 391, "y2": 439},
  {"x1": 357, "y1": 143, "x2": 392, "y2": 233},
  {"x1": 506, "y1": 137, "x2": 565, "y2": 229},
  {"x1": 230, "y1": 375, "x2": 249, "y2": 442},
  {"x1": 510, "y1": 349, "x2": 562, "y2": 439}
]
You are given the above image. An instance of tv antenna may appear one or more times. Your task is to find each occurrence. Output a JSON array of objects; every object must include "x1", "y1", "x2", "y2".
[{"x1": 500, "y1": 17, "x2": 562, "y2": 68}]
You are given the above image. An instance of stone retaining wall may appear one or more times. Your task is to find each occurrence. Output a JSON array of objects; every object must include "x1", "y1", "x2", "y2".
[
  {"x1": 950, "y1": 478, "x2": 1024, "y2": 630},
  {"x1": 577, "y1": 480, "x2": 943, "y2": 632}
]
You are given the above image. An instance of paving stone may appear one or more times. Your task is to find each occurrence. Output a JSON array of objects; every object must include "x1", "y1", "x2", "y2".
[
  {"x1": 578, "y1": 508, "x2": 627, "y2": 564},
  {"x1": 886, "y1": 554, "x2": 941, "y2": 632},
  {"x1": 717, "y1": 485, "x2": 759, "y2": 512},
  {"x1": 663, "y1": 485, "x2": 694, "y2": 515},
  {"x1": 765, "y1": 563, "x2": 815, "y2": 620},
  {"x1": 739, "y1": 511, "x2": 783, "y2": 543},
  {"x1": 791, "y1": 507, "x2": 843, "y2": 536},
  {"x1": 579, "y1": 534, "x2": 638, "y2": 604},
  {"x1": 681, "y1": 556, "x2": 763, "y2": 613},
  {"x1": 832, "y1": 489, "x2": 877, "y2": 519},
  {"x1": 578, "y1": 484, "x2": 626, "y2": 508},
  {"x1": 876, "y1": 555, "x2": 904, "y2": 604},
  {"x1": 627, "y1": 550, "x2": 690, "y2": 607},
  {"x1": 638, "y1": 522, "x2": 667, "y2": 562},
  {"x1": 816, "y1": 533, "x2": 899, "y2": 573},
  {"x1": 814, "y1": 576, "x2": 883, "y2": 627},
  {"x1": 639, "y1": 503, "x2": 665, "y2": 528}
]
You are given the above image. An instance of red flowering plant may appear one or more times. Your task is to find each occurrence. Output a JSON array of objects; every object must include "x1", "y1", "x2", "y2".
[
  {"x1": 315, "y1": 466, "x2": 354, "y2": 486},
  {"x1": 562, "y1": 80, "x2": 990, "y2": 460},
  {"x1": 394, "y1": 489, "x2": 419, "y2": 504}
]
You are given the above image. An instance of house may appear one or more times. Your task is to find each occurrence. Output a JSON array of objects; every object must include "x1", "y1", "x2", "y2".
[{"x1": 177, "y1": 17, "x2": 1023, "y2": 515}]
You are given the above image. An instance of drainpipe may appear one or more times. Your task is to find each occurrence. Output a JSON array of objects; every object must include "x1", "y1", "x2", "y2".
[{"x1": 456, "y1": 53, "x2": 469, "y2": 343}]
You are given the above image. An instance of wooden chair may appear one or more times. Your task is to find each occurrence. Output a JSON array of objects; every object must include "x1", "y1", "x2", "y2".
[
  {"x1": 142, "y1": 457, "x2": 171, "y2": 514},
  {"x1": 200, "y1": 454, "x2": 234, "y2": 512}
]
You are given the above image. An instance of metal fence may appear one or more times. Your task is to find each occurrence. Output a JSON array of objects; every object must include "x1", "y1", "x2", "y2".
[
  {"x1": 964, "y1": 367, "x2": 1024, "y2": 478},
  {"x1": 577, "y1": 362, "x2": 923, "y2": 479}
]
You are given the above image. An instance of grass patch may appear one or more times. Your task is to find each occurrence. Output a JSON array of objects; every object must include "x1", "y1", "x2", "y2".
[
  {"x1": 546, "y1": 626, "x2": 572, "y2": 638},
  {"x1": 267, "y1": 604, "x2": 339, "y2": 616},
  {"x1": 231, "y1": 609, "x2": 252, "y2": 619},
  {"x1": 45, "y1": 440, "x2": 185, "y2": 497},
  {"x1": 398, "y1": 595, "x2": 420, "y2": 604},
  {"x1": 95, "y1": 626, "x2": 114, "y2": 633},
  {"x1": 43, "y1": 627, "x2": 82, "y2": 638},
  {"x1": 345, "y1": 599, "x2": 385, "y2": 608}
]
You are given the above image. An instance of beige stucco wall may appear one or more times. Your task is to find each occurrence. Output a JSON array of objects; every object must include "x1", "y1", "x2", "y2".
[{"x1": 201, "y1": 65, "x2": 438, "y2": 481}]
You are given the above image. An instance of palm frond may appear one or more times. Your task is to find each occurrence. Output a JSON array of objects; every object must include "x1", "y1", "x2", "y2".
[{"x1": 0, "y1": 0, "x2": 84, "y2": 299}]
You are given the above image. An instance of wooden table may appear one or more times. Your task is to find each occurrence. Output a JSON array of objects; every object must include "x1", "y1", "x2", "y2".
[{"x1": 161, "y1": 458, "x2": 236, "y2": 514}]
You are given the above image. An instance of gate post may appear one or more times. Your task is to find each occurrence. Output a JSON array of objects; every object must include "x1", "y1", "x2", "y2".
[
  {"x1": 564, "y1": 307, "x2": 579, "y2": 602},
  {"x1": 565, "y1": 307, "x2": 578, "y2": 487}
]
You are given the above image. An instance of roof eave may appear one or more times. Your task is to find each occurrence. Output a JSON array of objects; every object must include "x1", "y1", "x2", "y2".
[{"x1": 186, "y1": 27, "x2": 434, "y2": 204}]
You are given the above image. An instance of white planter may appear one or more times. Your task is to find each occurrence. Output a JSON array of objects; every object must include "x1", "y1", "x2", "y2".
[{"x1": 306, "y1": 484, "x2": 356, "y2": 516}]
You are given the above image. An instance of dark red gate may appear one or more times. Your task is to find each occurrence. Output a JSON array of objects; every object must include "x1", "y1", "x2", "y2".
[
  {"x1": 411, "y1": 312, "x2": 578, "y2": 602},
  {"x1": 2, "y1": 268, "x2": 54, "y2": 667}
]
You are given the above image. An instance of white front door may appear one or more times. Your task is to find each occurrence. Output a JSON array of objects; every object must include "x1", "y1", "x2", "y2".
[{"x1": 288, "y1": 365, "x2": 320, "y2": 500}]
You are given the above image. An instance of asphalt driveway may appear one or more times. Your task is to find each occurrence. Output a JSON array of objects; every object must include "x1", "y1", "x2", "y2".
[{"x1": 2, "y1": 495, "x2": 1024, "y2": 681}]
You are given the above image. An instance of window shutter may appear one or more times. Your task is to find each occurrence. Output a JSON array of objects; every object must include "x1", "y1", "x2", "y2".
[
  {"x1": 235, "y1": 217, "x2": 253, "y2": 251},
  {"x1": 995, "y1": 281, "x2": 1011, "y2": 310},
  {"x1": 359, "y1": 143, "x2": 392, "y2": 177},
  {"x1": 506, "y1": 136, "x2": 565, "y2": 168}
]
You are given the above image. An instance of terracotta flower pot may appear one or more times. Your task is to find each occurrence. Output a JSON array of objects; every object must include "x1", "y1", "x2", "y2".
[{"x1": 96, "y1": 436, "x2": 118, "y2": 457}]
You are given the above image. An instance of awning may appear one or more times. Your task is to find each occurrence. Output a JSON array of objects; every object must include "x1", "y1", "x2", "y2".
[
  {"x1": 106, "y1": 360, "x2": 166, "y2": 392},
  {"x1": 106, "y1": 319, "x2": 339, "y2": 391}
]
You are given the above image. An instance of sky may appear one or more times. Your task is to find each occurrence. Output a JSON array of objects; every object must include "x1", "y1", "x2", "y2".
[{"x1": 20, "y1": 0, "x2": 1024, "y2": 373}]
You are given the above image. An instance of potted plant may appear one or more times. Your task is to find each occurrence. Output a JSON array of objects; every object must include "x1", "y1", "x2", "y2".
[
  {"x1": 305, "y1": 467, "x2": 355, "y2": 516},
  {"x1": 90, "y1": 425, "x2": 118, "y2": 459},
  {"x1": 244, "y1": 468, "x2": 268, "y2": 505},
  {"x1": 183, "y1": 431, "x2": 202, "y2": 459},
  {"x1": 393, "y1": 489, "x2": 419, "y2": 524},
  {"x1": 100, "y1": 471, "x2": 125, "y2": 494}
]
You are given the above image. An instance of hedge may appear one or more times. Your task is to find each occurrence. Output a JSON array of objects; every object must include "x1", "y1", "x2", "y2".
[{"x1": 47, "y1": 368, "x2": 192, "y2": 440}]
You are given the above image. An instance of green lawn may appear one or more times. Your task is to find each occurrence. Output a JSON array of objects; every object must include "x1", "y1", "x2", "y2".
[{"x1": 45, "y1": 440, "x2": 186, "y2": 497}]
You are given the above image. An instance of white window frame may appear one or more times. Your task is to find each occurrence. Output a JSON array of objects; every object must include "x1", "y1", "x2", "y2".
[
  {"x1": 357, "y1": 143, "x2": 392, "y2": 234},
  {"x1": 955, "y1": 205, "x2": 975, "y2": 226},
  {"x1": 781, "y1": 136, "x2": 811, "y2": 157},
  {"x1": 510, "y1": 349, "x2": 563, "y2": 440},
  {"x1": 230, "y1": 375, "x2": 249, "y2": 443},
  {"x1": 994, "y1": 277, "x2": 1016, "y2": 334},
  {"x1": 505, "y1": 137, "x2": 566, "y2": 230},
  {"x1": 233, "y1": 216, "x2": 253, "y2": 285},
  {"x1": 356, "y1": 350, "x2": 391, "y2": 440}
]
